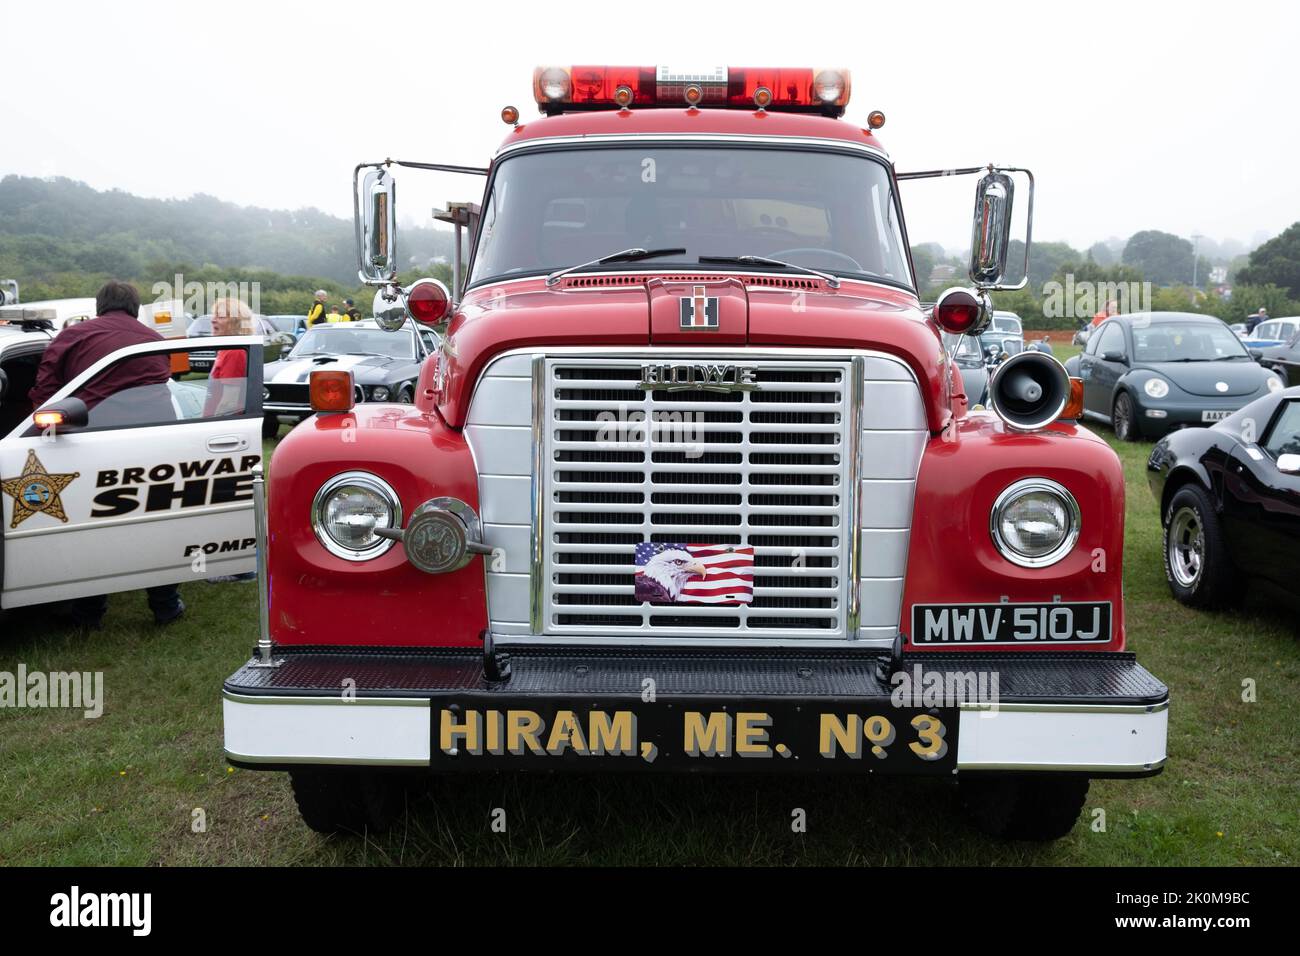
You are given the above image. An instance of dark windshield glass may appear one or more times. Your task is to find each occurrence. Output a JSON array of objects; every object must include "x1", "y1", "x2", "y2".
[
  {"x1": 470, "y1": 146, "x2": 912, "y2": 287},
  {"x1": 1133, "y1": 322, "x2": 1248, "y2": 362}
]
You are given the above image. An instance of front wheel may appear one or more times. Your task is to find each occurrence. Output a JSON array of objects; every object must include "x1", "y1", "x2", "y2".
[
  {"x1": 959, "y1": 775, "x2": 1089, "y2": 841},
  {"x1": 262, "y1": 415, "x2": 280, "y2": 439},
  {"x1": 288, "y1": 768, "x2": 409, "y2": 835},
  {"x1": 1163, "y1": 483, "x2": 1241, "y2": 609},
  {"x1": 1112, "y1": 391, "x2": 1138, "y2": 442}
]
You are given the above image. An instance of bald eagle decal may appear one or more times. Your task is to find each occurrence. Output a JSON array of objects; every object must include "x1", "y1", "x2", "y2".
[{"x1": 633, "y1": 543, "x2": 754, "y2": 605}]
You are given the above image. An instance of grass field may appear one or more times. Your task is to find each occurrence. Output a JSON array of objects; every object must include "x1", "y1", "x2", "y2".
[{"x1": 2, "y1": 374, "x2": 1298, "y2": 866}]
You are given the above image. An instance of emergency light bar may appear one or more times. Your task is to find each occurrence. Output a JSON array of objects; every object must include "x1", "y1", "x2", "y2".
[{"x1": 532, "y1": 66, "x2": 851, "y2": 117}]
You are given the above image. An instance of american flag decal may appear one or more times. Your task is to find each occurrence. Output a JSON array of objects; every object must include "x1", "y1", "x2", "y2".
[
  {"x1": 679, "y1": 285, "x2": 720, "y2": 329},
  {"x1": 633, "y1": 543, "x2": 754, "y2": 605}
]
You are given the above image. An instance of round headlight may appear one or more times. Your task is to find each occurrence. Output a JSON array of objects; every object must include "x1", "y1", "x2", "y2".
[
  {"x1": 371, "y1": 385, "x2": 390, "y2": 401},
  {"x1": 312, "y1": 472, "x2": 402, "y2": 561},
  {"x1": 1267, "y1": 374, "x2": 1283, "y2": 392},
  {"x1": 262, "y1": 385, "x2": 270, "y2": 401},
  {"x1": 1144, "y1": 377, "x2": 1169, "y2": 399},
  {"x1": 990, "y1": 478, "x2": 1080, "y2": 568}
]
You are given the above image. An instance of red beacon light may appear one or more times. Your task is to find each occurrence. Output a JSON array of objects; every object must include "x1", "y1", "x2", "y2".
[
  {"x1": 406, "y1": 278, "x2": 451, "y2": 326},
  {"x1": 933, "y1": 288, "x2": 990, "y2": 336},
  {"x1": 531, "y1": 66, "x2": 851, "y2": 117}
]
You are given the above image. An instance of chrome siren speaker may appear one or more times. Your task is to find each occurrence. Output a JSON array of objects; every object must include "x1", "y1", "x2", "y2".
[{"x1": 988, "y1": 351, "x2": 1071, "y2": 431}]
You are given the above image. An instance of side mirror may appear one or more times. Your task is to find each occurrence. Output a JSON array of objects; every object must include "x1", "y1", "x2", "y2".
[
  {"x1": 1278, "y1": 453, "x2": 1300, "y2": 475},
  {"x1": 1102, "y1": 350, "x2": 1128, "y2": 364},
  {"x1": 358, "y1": 168, "x2": 397, "y2": 283},
  {"x1": 969, "y1": 171, "x2": 1015, "y2": 287},
  {"x1": 1249, "y1": 349, "x2": 1264, "y2": 362},
  {"x1": 33, "y1": 397, "x2": 89, "y2": 433}
]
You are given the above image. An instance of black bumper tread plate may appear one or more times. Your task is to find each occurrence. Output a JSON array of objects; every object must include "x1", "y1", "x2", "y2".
[{"x1": 225, "y1": 648, "x2": 1167, "y2": 705}]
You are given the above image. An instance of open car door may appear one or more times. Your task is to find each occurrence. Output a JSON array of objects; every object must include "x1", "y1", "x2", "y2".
[{"x1": 0, "y1": 336, "x2": 263, "y2": 609}]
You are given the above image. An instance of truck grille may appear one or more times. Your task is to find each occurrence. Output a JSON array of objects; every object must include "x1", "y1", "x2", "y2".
[
  {"x1": 546, "y1": 357, "x2": 861, "y2": 638},
  {"x1": 465, "y1": 351, "x2": 926, "y2": 646}
]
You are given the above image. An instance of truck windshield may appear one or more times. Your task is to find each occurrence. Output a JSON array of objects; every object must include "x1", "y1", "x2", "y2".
[{"x1": 469, "y1": 146, "x2": 913, "y2": 289}]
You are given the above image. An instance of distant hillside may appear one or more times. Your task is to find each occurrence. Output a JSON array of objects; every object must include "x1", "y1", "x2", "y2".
[{"x1": 0, "y1": 175, "x2": 454, "y2": 287}]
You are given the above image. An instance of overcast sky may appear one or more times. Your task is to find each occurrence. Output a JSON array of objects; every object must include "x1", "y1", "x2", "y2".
[{"x1": 4, "y1": 0, "x2": 1296, "y2": 252}]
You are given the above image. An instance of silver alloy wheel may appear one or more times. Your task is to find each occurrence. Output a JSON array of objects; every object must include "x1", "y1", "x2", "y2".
[{"x1": 1168, "y1": 505, "x2": 1205, "y2": 588}]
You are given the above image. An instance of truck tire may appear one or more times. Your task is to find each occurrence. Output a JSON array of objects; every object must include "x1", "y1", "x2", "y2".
[
  {"x1": 262, "y1": 415, "x2": 280, "y2": 439},
  {"x1": 1163, "y1": 483, "x2": 1241, "y2": 609},
  {"x1": 289, "y1": 769, "x2": 407, "y2": 835},
  {"x1": 959, "y1": 775, "x2": 1089, "y2": 841}
]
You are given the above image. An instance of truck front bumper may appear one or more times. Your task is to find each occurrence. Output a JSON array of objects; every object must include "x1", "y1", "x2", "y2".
[{"x1": 223, "y1": 647, "x2": 1168, "y2": 777}]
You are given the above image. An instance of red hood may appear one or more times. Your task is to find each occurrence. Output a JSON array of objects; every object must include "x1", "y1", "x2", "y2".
[{"x1": 435, "y1": 275, "x2": 952, "y2": 432}]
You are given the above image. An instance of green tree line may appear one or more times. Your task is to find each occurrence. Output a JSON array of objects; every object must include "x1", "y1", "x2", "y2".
[{"x1": 0, "y1": 175, "x2": 457, "y2": 310}]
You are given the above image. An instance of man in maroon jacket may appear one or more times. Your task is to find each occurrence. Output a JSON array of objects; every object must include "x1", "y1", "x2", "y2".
[
  {"x1": 28, "y1": 280, "x2": 184, "y2": 628},
  {"x1": 29, "y1": 281, "x2": 170, "y2": 410}
]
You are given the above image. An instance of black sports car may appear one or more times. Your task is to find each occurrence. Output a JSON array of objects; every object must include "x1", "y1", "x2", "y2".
[
  {"x1": 1147, "y1": 386, "x2": 1300, "y2": 608},
  {"x1": 261, "y1": 320, "x2": 439, "y2": 438},
  {"x1": 1253, "y1": 326, "x2": 1300, "y2": 387},
  {"x1": 1064, "y1": 312, "x2": 1285, "y2": 441}
]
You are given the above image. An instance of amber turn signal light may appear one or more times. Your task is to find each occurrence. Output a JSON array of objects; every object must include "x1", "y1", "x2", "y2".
[
  {"x1": 1061, "y1": 377, "x2": 1085, "y2": 420},
  {"x1": 310, "y1": 370, "x2": 355, "y2": 412},
  {"x1": 33, "y1": 409, "x2": 67, "y2": 428}
]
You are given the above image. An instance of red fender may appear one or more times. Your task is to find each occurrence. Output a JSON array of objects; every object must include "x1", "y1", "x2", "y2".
[
  {"x1": 267, "y1": 404, "x2": 487, "y2": 647},
  {"x1": 901, "y1": 415, "x2": 1127, "y2": 652}
]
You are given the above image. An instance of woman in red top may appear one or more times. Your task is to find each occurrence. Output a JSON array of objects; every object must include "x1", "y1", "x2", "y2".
[{"x1": 203, "y1": 298, "x2": 251, "y2": 417}]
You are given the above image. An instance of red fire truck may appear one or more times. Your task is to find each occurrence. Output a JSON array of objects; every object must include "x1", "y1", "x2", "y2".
[{"x1": 222, "y1": 66, "x2": 1168, "y2": 840}]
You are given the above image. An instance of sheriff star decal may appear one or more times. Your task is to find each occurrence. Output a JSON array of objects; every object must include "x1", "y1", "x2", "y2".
[{"x1": 1, "y1": 450, "x2": 80, "y2": 528}]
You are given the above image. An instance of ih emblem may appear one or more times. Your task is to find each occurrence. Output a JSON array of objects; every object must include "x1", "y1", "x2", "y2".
[
  {"x1": 1, "y1": 450, "x2": 79, "y2": 528},
  {"x1": 679, "y1": 285, "x2": 720, "y2": 329}
]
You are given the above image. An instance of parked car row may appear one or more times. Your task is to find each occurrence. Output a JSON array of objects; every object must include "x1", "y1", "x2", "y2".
[
  {"x1": 261, "y1": 318, "x2": 437, "y2": 437},
  {"x1": 1043, "y1": 310, "x2": 1298, "y2": 614},
  {"x1": 1064, "y1": 312, "x2": 1284, "y2": 441}
]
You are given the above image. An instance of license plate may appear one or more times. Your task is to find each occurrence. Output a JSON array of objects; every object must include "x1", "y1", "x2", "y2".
[
  {"x1": 911, "y1": 601, "x2": 1111, "y2": 646},
  {"x1": 1202, "y1": 410, "x2": 1231, "y2": 422},
  {"x1": 431, "y1": 697, "x2": 956, "y2": 774}
]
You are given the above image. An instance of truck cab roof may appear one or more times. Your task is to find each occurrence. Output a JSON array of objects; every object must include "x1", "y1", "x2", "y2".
[{"x1": 498, "y1": 107, "x2": 888, "y2": 158}]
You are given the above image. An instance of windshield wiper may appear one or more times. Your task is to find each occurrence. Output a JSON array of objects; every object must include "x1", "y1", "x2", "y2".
[
  {"x1": 698, "y1": 255, "x2": 840, "y2": 289},
  {"x1": 545, "y1": 247, "x2": 686, "y2": 287}
]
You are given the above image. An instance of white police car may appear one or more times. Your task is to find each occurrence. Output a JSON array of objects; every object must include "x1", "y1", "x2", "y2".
[{"x1": 0, "y1": 321, "x2": 264, "y2": 609}]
